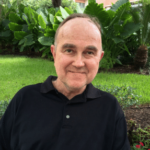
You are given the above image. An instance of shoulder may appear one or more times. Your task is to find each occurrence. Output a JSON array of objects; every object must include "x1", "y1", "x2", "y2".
[
  {"x1": 15, "y1": 83, "x2": 42, "y2": 97},
  {"x1": 10, "y1": 83, "x2": 42, "y2": 105},
  {"x1": 87, "y1": 83, "x2": 117, "y2": 102},
  {"x1": 92, "y1": 86, "x2": 124, "y2": 118}
]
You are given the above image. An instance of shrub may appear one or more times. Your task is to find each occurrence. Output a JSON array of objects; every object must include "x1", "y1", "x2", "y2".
[{"x1": 95, "y1": 85, "x2": 141, "y2": 109}]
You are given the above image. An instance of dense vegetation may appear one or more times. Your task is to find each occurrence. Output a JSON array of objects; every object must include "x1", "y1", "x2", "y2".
[{"x1": 0, "y1": 0, "x2": 150, "y2": 69}]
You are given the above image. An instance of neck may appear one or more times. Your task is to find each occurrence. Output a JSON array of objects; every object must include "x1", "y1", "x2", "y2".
[{"x1": 52, "y1": 79, "x2": 86, "y2": 100}]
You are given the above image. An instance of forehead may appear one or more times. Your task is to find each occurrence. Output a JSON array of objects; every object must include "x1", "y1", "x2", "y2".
[{"x1": 57, "y1": 18, "x2": 101, "y2": 44}]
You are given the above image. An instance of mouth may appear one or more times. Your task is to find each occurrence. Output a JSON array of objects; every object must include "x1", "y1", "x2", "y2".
[{"x1": 69, "y1": 71, "x2": 85, "y2": 74}]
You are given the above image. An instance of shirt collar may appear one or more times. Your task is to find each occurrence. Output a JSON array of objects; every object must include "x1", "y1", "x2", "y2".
[{"x1": 40, "y1": 76, "x2": 101, "y2": 101}]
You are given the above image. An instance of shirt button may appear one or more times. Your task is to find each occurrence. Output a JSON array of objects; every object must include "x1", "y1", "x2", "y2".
[{"x1": 66, "y1": 115, "x2": 70, "y2": 119}]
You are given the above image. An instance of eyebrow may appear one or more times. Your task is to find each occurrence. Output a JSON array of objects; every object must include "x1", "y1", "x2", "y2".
[
  {"x1": 62, "y1": 44, "x2": 77, "y2": 49},
  {"x1": 62, "y1": 43, "x2": 98, "y2": 52},
  {"x1": 85, "y1": 46, "x2": 98, "y2": 52}
]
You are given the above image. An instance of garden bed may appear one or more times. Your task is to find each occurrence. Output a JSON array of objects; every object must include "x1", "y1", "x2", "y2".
[{"x1": 123, "y1": 104, "x2": 150, "y2": 131}]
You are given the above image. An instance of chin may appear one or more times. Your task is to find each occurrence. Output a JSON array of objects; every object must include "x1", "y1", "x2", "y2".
[{"x1": 67, "y1": 82, "x2": 87, "y2": 90}]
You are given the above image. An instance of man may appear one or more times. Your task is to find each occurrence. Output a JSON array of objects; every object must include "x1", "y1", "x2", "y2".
[{"x1": 0, "y1": 13, "x2": 131, "y2": 150}]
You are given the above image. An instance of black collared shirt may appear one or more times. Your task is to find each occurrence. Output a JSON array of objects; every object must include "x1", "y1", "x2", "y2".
[{"x1": 0, "y1": 76, "x2": 130, "y2": 150}]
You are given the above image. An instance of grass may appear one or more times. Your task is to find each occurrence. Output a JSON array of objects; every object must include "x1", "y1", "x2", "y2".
[
  {"x1": 0, "y1": 55, "x2": 56, "y2": 101},
  {"x1": 0, "y1": 55, "x2": 150, "y2": 105},
  {"x1": 92, "y1": 73, "x2": 150, "y2": 105}
]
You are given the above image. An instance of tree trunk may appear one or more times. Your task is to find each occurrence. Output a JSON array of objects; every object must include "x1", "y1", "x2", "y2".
[
  {"x1": 134, "y1": 45, "x2": 148, "y2": 69},
  {"x1": 52, "y1": 0, "x2": 62, "y2": 8}
]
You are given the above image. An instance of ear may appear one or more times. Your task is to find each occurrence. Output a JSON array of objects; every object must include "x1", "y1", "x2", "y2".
[
  {"x1": 100, "y1": 51, "x2": 104, "y2": 61},
  {"x1": 51, "y1": 45, "x2": 56, "y2": 61}
]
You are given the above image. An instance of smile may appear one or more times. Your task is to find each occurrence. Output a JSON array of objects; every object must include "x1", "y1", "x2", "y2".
[{"x1": 69, "y1": 71, "x2": 85, "y2": 74}]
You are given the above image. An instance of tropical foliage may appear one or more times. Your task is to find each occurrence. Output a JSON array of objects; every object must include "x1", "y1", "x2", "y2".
[
  {"x1": 131, "y1": 0, "x2": 150, "y2": 68},
  {"x1": 0, "y1": 0, "x2": 83, "y2": 58},
  {"x1": 84, "y1": 0, "x2": 143, "y2": 69},
  {"x1": 0, "y1": 0, "x2": 147, "y2": 68}
]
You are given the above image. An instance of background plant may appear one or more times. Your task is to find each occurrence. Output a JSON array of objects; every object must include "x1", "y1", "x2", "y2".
[
  {"x1": 84, "y1": 0, "x2": 143, "y2": 69},
  {"x1": 10, "y1": 0, "x2": 77, "y2": 12},
  {"x1": 128, "y1": 119, "x2": 150, "y2": 149},
  {"x1": 0, "y1": 0, "x2": 82, "y2": 58},
  {"x1": 95, "y1": 85, "x2": 141, "y2": 109},
  {"x1": 118, "y1": 33, "x2": 140, "y2": 65},
  {"x1": 131, "y1": 0, "x2": 150, "y2": 69},
  {"x1": 1, "y1": 0, "x2": 144, "y2": 66},
  {"x1": 0, "y1": 0, "x2": 20, "y2": 51}
]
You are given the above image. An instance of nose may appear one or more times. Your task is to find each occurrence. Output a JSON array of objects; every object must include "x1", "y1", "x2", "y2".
[{"x1": 72, "y1": 55, "x2": 85, "y2": 68}]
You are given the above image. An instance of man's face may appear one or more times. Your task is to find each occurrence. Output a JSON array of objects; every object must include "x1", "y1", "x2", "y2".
[{"x1": 51, "y1": 18, "x2": 104, "y2": 91}]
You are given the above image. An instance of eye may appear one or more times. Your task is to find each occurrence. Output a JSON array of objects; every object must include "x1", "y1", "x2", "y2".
[
  {"x1": 86, "y1": 51, "x2": 94, "y2": 55},
  {"x1": 65, "y1": 49, "x2": 73, "y2": 53}
]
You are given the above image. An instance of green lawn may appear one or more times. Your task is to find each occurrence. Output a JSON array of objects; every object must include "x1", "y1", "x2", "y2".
[{"x1": 0, "y1": 55, "x2": 150, "y2": 105}]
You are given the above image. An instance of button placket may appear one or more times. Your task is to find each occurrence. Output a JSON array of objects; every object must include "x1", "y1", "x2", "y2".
[{"x1": 62, "y1": 104, "x2": 72, "y2": 128}]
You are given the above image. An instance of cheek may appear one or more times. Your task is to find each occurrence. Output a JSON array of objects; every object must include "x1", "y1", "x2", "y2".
[
  {"x1": 87, "y1": 60, "x2": 100, "y2": 76},
  {"x1": 89, "y1": 59, "x2": 99, "y2": 70},
  {"x1": 55, "y1": 55, "x2": 71, "y2": 72}
]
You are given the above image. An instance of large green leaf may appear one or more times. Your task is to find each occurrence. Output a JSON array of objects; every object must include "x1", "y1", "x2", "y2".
[
  {"x1": 142, "y1": 4, "x2": 150, "y2": 44},
  {"x1": 22, "y1": 14, "x2": 30, "y2": 25},
  {"x1": 45, "y1": 8, "x2": 48, "y2": 16},
  {"x1": 49, "y1": 14, "x2": 54, "y2": 24},
  {"x1": 23, "y1": 34, "x2": 35, "y2": 46},
  {"x1": 65, "y1": 7, "x2": 74, "y2": 15},
  {"x1": 2, "y1": 19, "x2": 10, "y2": 28},
  {"x1": 48, "y1": 7, "x2": 56, "y2": 16},
  {"x1": 38, "y1": 15, "x2": 46, "y2": 29},
  {"x1": 115, "y1": 2, "x2": 131, "y2": 19},
  {"x1": 114, "y1": 24, "x2": 123, "y2": 35},
  {"x1": 38, "y1": 36, "x2": 54, "y2": 46},
  {"x1": 0, "y1": 30, "x2": 11, "y2": 37},
  {"x1": 28, "y1": 23, "x2": 35, "y2": 30},
  {"x1": 14, "y1": 31, "x2": 27, "y2": 40},
  {"x1": 18, "y1": 4, "x2": 25, "y2": 14},
  {"x1": 145, "y1": 23, "x2": 150, "y2": 44},
  {"x1": 9, "y1": 22, "x2": 22, "y2": 31},
  {"x1": 56, "y1": 16, "x2": 63, "y2": 22},
  {"x1": 20, "y1": 45, "x2": 25, "y2": 52},
  {"x1": 24, "y1": 7, "x2": 38, "y2": 25},
  {"x1": 112, "y1": 37, "x2": 124, "y2": 43},
  {"x1": 53, "y1": 24, "x2": 59, "y2": 31},
  {"x1": 130, "y1": 7, "x2": 140, "y2": 24},
  {"x1": 19, "y1": 34, "x2": 35, "y2": 48},
  {"x1": 110, "y1": 0, "x2": 129, "y2": 12},
  {"x1": 84, "y1": 2, "x2": 109, "y2": 27},
  {"x1": 24, "y1": 39, "x2": 35, "y2": 46},
  {"x1": 44, "y1": 28, "x2": 55, "y2": 37},
  {"x1": 54, "y1": 10, "x2": 62, "y2": 24},
  {"x1": 108, "y1": 3, "x2": 131, "y2": 29},
  {"x1": 121, "y1": 22, "x2": 143, "y2": 38},
  {"x1": 60, "y1": 6, "x2": 70, "y2": 19},
  {"x1": 106, "y1": 10, "x2": 115, "y2": 20},
  {"x1": 24, "y1": 7, "x2": 31, "y2": 22},
  {"x1": 39, "y1": 11, "x2": 48, "y2": 25},
  {"x1": 9, "y1": 12, "x2": 23, "y2": 24},
  {"x1": 18, "y1": 38, "x2": 25, "y2": 45}
]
